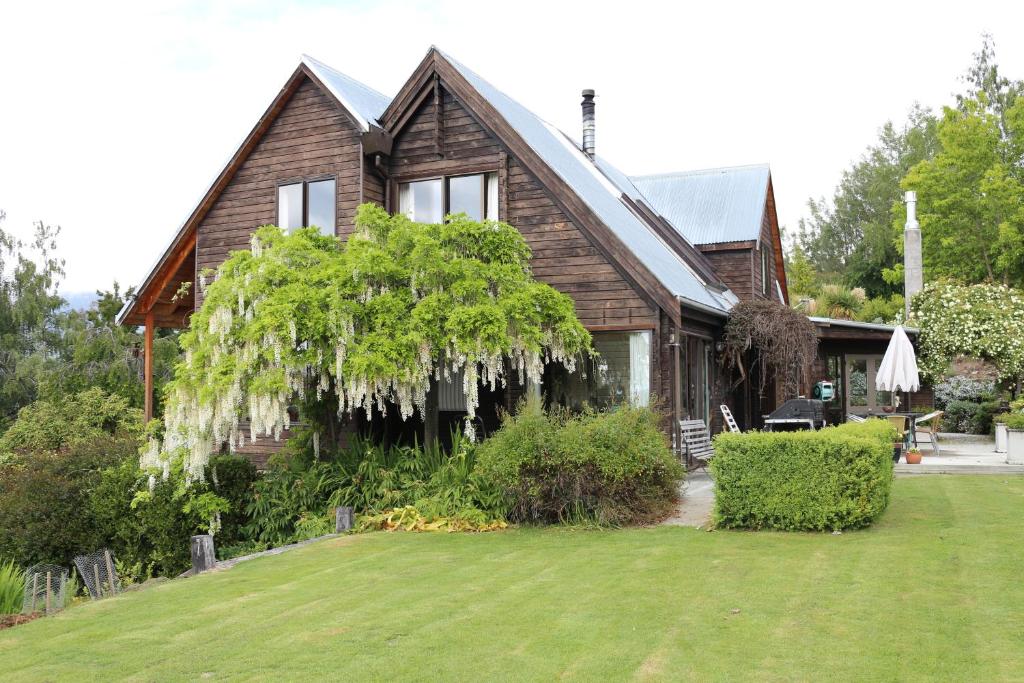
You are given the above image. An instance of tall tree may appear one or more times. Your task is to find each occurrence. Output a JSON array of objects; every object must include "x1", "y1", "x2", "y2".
[
  {"x1": 797, "y1": 106, "x2": 938, "y2": 297},
  {"x1": 902, "y1": 37, "x2": 1024, "y2": 286},
  {"x1": 0, "y1": 212, "x2": 66, "y2": 428}
]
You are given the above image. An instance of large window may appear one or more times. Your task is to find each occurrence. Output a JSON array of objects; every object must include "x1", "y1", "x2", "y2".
[
  {"x1": 546, "y1": 330, "x2": 652, "y2": 410},
  {"x1": 277, "y1": 178, "x2": 336, "y2": 235},
  {"x1": 399, "y1": 173, "x2": 499, "y2": 223}
]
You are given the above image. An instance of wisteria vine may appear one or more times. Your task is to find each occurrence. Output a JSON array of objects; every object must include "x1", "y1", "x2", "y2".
[{"x1": 145, "y1": 204, "x2": 592, "y2": 481}]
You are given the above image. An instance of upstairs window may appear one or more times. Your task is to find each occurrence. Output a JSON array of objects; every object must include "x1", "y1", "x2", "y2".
[
  {"x1": 399, "y1": 173, "x2": 499, "y2": 223},
  {"x1": 277, "y1": 178, "x2": 336, "y2": 235}
]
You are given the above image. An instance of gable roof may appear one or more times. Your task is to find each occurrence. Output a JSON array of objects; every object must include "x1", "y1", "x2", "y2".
[
  {"x1": 436, "y1": 50, "x2": 737, "y2": 316},
  {"x1": 630, "y1": 164, "x2": 771, "y2": 246},
  {"x1": 300, "y1": 55, "x2": 391, "y2": 130}
]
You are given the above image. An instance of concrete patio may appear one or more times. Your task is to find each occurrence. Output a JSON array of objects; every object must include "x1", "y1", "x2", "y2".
[{"x1": 896, "y1": 434, "x2": 1024, "y2": 475}]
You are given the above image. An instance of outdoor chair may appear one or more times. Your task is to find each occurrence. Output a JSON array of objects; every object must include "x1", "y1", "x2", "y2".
[
  {"x1": 914, "y1": 410, "x2": 944, "y2": 456},
  {"x1": 886, "y1": 414, "x2": 913, "y2": 453},
  {"x1": 679, "y1": 419, "x2": 715, "y2": 464},
  {"x1": 720, "y1": 404, "x2": 741, "y2": 433},
  {"x1": 846, "y1": 414, "x2": 866, "y2": 423}
]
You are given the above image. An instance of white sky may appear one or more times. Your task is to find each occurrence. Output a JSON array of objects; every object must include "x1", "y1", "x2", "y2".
[{"x1": 1, "y1": 0, "x2": 1022, "y2": 294}]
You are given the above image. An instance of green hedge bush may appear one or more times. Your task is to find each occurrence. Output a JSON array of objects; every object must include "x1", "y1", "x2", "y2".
[
  {"x1": 475, "y1": 403, "x2": 683, "y2": 525},
  {"x1": 710, "y1": 420, "x2": 897, "y2": 531},
  {"x1": 995, "y1": 412, "x2": 1024, "y2": 430},
  {"x1": 942, "y1": 399, "x2": 1002, "y2": 434}
]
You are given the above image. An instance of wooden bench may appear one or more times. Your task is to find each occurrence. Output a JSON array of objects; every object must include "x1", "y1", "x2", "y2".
[{"x1": 679, "y1": 419, "x2": 714, "y2": 463}]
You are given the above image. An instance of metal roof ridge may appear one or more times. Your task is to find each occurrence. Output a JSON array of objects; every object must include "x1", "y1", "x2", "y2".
[{"x1": 630, "y1": 163, "x2": 770, "y2": 181}]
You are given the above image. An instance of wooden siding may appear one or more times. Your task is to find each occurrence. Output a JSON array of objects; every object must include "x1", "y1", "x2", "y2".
[
  {"x1": 195, "y1": 76, "x2": 364, "y2": 279},
  {"x1": 388, "y1": 88, "x2": 657, "y2": 329},
  {"x1": 701, "y1": 247, "x2": 755, "y2": 300},
  {"x1": 753, "y1": 209, "x2": 778, "y2": 300}
]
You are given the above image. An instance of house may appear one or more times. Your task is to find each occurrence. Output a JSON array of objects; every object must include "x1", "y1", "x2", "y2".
[{"x1": 118, "y1": 47, "x2": 919, "y2": 467}]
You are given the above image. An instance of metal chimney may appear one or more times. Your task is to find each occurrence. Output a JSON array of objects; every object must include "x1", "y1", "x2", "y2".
[
  {"x1": 904, "y1": 190, "x2": 923, "y2": 319},
  {"x1": 581, "y1": 89, "x2": 596, "y2": 158}
]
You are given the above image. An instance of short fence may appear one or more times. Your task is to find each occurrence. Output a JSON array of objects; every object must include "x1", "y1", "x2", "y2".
[
  {"x1": 22, "y1": 564, "x2": 68, "y2": 615},
  {"x1": 74, "y1": 549, "x2": 121, "y2": 600}
]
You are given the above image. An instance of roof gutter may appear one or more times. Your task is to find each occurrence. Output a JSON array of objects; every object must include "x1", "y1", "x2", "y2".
[{"x1": 677, "y1": 295, "x2": 730, "y2": 319}]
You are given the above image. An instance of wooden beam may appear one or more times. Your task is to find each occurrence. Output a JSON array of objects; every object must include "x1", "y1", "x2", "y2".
[
  {"x1": 138, "y1": 232, "x2": 196, "y2": 314},
  {"x1": 433, "y1": 75, "x2": 444, "y2": 158},
  {"x1": 144, "y1": 311, "x2": 154, "y2": 423}
]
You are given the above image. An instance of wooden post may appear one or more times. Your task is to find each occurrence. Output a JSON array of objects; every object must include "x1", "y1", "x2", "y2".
[
  {"x1": 144, "y1": 310, "x2": 155, "y2": 423},
  {"x1": 45, "y1": 572, "x2": 52, "y2": 614},
  {"x1": 104, "y1": 550, "x2": 116, "y2": 595},
  {"x1": 190, "y1": 534, "x2": 216, "y2": 574},
  {"x1": 423, "y1": 378, "x2": 439, "y2": 450},
  {"x1": 93, "y1": 564, "x2": 103, "y2": 599},
  {"x1": 31, "y1": 573, "x2": 38, "y2": 612},
  {"x1": 335, "y1": 506, "x2": 354, "y2": 532}
]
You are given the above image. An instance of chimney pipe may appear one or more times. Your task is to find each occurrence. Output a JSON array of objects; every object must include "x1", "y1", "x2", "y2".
[
  {"x1": 904, "y1": 190, "x2": 923, "y2": 320},
  {"x1": 581, "y1": 89, "x2": 595, "y2": 158}
]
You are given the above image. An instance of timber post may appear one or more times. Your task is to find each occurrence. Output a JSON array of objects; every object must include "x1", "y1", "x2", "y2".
[
  {"x1": 190, "y1": 535, "x2": 216, "y2": 574},
  {"x1": 144, "y1": 310, "x2": 154, "y2": 423},
  {"x1": 335, "y1": 506, "x2": 354, "y2": 532}
]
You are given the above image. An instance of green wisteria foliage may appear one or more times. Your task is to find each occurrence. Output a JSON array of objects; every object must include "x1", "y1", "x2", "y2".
[
  {"x1": 911, "y1": 280, "x2": 1024, "y2": 381},
  {"x1": 148, "y1": 204, "x2": 592, "y2": 480}
]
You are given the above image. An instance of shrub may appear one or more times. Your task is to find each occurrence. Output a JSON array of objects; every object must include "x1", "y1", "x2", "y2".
[
  {"x1": 934, "y1": 376, "x2": 996, "y2": 409},
  {"x1": 475, "y1": 403, "x2": 684, "y2": 525},
  {"x1": 0, "y1": 388, "x2": 143, "y2": 458},
  {"x1": 244, "y1": 431, "x2": 501, "y2": 546},
  {"x1": 0, "y1": 435, "x2": 135, "y2": 567},
  {"x1": 995, "y1": 413, "x2": 1024, "y2": 430},
  {"x1": 711, "y1": 420, "x2": 896, "y2": 531},
  {"x1": 941, "y1": 400, "x2": 1000, "y2": 434},
  {"x1": 91, "y1": 454, "x2": 257, "y2": 577},
  {"x1": 0, "y1": 558, "x2": 24, "y2": 615}
]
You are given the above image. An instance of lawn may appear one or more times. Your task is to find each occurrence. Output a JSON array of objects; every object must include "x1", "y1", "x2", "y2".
[{"x1": 2, "y1": 476, "x2": 1023, "y2": 681}]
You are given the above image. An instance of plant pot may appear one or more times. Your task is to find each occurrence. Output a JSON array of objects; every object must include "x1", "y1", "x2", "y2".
[
  {"x1": 905, "y1": 450, "x2": 923, "y2": 465},
  {"x1": 1007, "y1": 429, "x2": 1024, "y2": 465},
  {"x1": 995, "y1": 422, "x2": 1008, "y2": 454}
]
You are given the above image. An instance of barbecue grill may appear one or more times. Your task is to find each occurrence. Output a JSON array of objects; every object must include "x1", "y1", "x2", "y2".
[{"x1": 764, "y1": 398, "x2": 826, "y2": 431}]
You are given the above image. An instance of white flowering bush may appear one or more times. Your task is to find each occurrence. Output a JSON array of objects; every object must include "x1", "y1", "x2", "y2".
[
  {"x1": 149, "y1": 204, "x2": 592, "y2": 481},
  {"x1": 933, "y1": 375, "x2": 996, "y2": 409},
  {"x1": 911, "y1": 281, "x2": 1024, "y2": 382}
]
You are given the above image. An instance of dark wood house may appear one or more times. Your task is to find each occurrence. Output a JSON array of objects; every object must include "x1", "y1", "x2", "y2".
[{"x1": 118, "y1": 48, "x2": 863, "y2": 466}]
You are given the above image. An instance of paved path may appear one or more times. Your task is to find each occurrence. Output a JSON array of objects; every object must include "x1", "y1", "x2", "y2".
[{"x1": 662, "y1": 470, "x2": 714, "y2": 528}]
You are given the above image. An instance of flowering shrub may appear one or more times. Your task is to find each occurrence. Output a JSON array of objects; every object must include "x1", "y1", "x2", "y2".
[
  {"x1": 933, "y1": 375, "x2": 996, "y2": 408},
  {"x1": 911, "y1": 281, "x2": 1024, "y2": 381}
]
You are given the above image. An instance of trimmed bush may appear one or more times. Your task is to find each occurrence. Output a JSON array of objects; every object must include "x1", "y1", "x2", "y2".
[
  {"x1": 711, "y1": 420, "x2": 897, "y2": 531},
  {"x1": 475, "y1": 403, "x2": 684, "y2": 525},
  {"x1": 995, "y1": 412, "x2": 1024, "y2": 430},
  {"x1": 942, "y1": 399, "x2": 1001, "y2": 434}
]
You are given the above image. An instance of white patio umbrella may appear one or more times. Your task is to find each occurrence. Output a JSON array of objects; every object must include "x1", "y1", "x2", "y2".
[{"x1": 876, "y1": 325, "x2": 920, "y2": 393}]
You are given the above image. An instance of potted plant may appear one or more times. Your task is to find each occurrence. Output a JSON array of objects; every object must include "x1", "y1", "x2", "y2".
[
  {"x1": 1002, "y1": 413, "x2": 1024, "y2": 465},
  {"x1": 905, "y1": 447, "x2": 923, "y2": 465}
]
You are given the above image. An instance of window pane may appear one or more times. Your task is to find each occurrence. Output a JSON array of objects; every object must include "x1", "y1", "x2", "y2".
[
  {"x1": 447, "y1": 174, "x2": 484, "y2": 220},
  {"x1": 307, "y1": 179, "x2": 335, "y2": 236},
  {"x1": 547, "y1": 331, "x2": 650, "y2": 410},
  {"x1": 848, "y1": 359, "x2": 868, "y2": 407},
  {"x1": 399, "y1": 179, "x2": 443, "y2": 223},
  {"x1": 486, "y1": 172, "x2": 499, "y2": 220},
  {"x1": 278, "y1": 183, "x2": 303, "y2": 232}
]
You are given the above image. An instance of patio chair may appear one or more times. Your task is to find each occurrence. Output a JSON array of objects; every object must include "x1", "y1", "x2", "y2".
[
  {"x1": 914, "y1": 410, "x2": 943, "y2": 456},
  {"x1": 846, "y1": 414, "x2": 866, "y2": 423},
  {"x1": 679, "y1": 419, "x2": 715, "y2": 464},
  {"x1": 720, "y1": 404, "x2": 740, "y2": 433}
]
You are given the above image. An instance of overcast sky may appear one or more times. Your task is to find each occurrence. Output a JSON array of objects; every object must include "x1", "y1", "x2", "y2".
[{"x1": 1, "y1": 0, "x2": 1022, "y2": 295}]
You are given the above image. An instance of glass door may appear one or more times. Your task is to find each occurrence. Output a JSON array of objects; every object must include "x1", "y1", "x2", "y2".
[{"x1": 846, "y1": 355, "x2": 891, "y2": 416}]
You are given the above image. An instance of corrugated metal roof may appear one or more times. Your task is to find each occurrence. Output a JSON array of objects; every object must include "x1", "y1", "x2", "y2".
[
  {"x1": 302, "y1": 54, "x2": 391, "y2": 131},
  {"x1": 630, "y1": 165, "x2": 770, "y2": 245},
  {"x1": 438, "y1": 50, "x2": 735, "y2": 314}
]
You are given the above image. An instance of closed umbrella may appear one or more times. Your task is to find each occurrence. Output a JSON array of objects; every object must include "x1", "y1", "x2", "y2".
[{"x1": 876, "y1": 325, "x2": 920, "y2": 393}]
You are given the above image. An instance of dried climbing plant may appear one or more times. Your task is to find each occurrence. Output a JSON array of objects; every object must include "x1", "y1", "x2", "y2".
[{"x1": 723, "y1": 299, "x2": 818, "y2": 399}]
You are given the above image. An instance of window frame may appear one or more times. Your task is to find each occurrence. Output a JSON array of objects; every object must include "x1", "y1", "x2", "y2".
[
  {"x1": 275, "y1": 174, "x2": 337, "y2": 235},
  {"x1": 760, "y1": 247, "x2": 770, "y2": 296},
  {"x1": 395, "y1": 170, "x2": 499, "y2": 222}
]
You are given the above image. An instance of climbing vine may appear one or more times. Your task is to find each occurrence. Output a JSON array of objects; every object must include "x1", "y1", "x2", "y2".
[
  {"x1": 911, "y1": 280, "x2": 1024, "y2": 381},
  {"x1": 147, "y1": 204, "x2": 591, "y2": 480},
  {"x1": 723, "y1": 299, "x2": 819, "y2": 399}
]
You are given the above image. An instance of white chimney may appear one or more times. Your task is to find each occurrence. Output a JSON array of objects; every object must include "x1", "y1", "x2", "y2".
[{"x1": 904, "y1": 190, "x2": 923, "y2": 319}]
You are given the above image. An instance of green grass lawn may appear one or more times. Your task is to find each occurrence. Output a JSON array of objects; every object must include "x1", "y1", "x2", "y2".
[{"x1": 2, "y1": 476, "x2": 1023, "y2": 682}]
